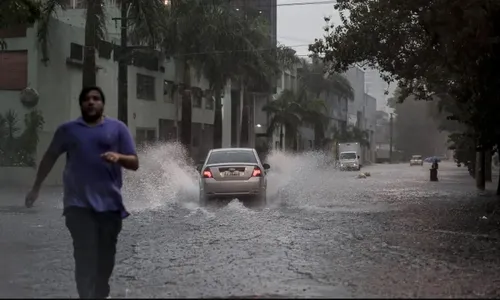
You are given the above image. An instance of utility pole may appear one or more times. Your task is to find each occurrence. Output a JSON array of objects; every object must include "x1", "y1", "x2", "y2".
[
  {"x1": 389, "y1": 112, "x2": 393, "y2": 163},
  {"x1": 114, "y1": 3, "x2": 129, "y2": 126}
]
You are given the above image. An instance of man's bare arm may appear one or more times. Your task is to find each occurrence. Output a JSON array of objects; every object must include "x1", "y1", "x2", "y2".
[
  {"x1": 118, "y1": 154, "x2": 139, "y2": 171},
  {"x1": 32, "y1": 152, "x2": 59, "y2": 190}
]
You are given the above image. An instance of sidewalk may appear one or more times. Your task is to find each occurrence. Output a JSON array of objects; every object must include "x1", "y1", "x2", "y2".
[{"x1": 0, "y1": 186, "x2": 63, "y2": 209}]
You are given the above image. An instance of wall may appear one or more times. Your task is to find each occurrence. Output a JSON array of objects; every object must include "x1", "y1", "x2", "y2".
[
  {"x1": 269, "y1": 68, "x2": 300, "y2": 150},
  {"x1": 0, "y1": 16, "x2": 216, "y2": 186},
  {"x1": 363, "y1": 93, "x2": 377, "y2": 163},
  {"x1": 344, "y1": 66, "x2": 366, "y2": 129}
]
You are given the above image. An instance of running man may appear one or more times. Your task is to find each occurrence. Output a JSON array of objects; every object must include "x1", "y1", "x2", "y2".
[{"x1": 25, "y1": 86, "x2": 139, "y2": 298}]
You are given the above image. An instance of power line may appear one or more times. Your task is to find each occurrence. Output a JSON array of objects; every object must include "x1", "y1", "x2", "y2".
[
  {"x1": 276, "y1": 1, "x2": 337, "y2": 7},
  {"x1": 171, "y1": 43, "x2": 311, "y2": 57},
  {"x1": 193, "y1": 0, "x2": 337, "y2": 8},
  {"x1": 278, "y1": 35, "x2": 314, "y2": 43}
]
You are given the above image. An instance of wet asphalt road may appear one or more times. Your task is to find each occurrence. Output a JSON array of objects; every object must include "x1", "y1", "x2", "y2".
[{"x1": 1, "y1": 159, "x2": 500, "y2": 298}]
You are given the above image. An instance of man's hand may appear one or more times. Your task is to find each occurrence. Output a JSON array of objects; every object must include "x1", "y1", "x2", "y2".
[
  {"x1": 25, "y1": 188, "x2": 39, "y2": 208},
  {"x1": 101, "y1": 152, "x2": 122, "y2": 163}
]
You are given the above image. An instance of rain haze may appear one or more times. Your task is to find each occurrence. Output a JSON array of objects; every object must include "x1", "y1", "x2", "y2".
[{"x1": 1, "y1": 0, "x2": 500, "y2": 298}]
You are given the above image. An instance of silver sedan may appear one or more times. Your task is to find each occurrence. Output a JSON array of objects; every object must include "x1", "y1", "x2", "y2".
[{"x1": 197, "y1": 148, "x2": 270, "y2": 206}]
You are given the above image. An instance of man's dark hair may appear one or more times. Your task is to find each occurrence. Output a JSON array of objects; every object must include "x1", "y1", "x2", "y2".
[{"x1": 79, "y1": 86, "x2": 106, "y2": 104}]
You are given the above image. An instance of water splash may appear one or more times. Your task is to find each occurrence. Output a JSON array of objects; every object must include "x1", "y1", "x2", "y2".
[
  {"x1": 123, "y1": 142, "x2": 199, "y2": 212},
  {"x1": 265, "y1": 150, "x2": 349, "y2": 208},
  {"x1": 122, "y1": 143, "x2": 344, "y2": 213}
]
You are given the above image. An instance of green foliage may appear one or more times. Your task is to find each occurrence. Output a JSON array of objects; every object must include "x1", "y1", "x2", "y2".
[
  {"x1": 298, "y1": 57, "x2": 353, "y2": 100},
  {"x1": 310, "y1": 0, "x2": 500, "y2": 148},
  {"x1": 389, "y1": 92, "x2": 447, "y2": 158},
  {"x1": 37, "y1": 0, "x2": 166, "y2": 63},
  {"x1": 0, "y1": 0, "x2": 41, "y2": 49},
  {"x1": 0, "y1": 109, "x2": 44, "y2": 167},
  {"x1": 331, "y1": 125, "x2": 370, "y2": 149},
  {"x1": 447, "y1": 132, "x2": 475, "y2": 164},
  {"x1": 262, "y1": 55, "x2": 355, "y2": 149},
  {"x1": 263, "y1": 90, "x2": 304, "y2": 138}
]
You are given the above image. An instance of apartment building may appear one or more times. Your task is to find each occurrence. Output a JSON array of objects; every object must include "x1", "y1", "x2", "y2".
[{"x1": 0, "y1": 11, "x2": 215, "y2": 185}]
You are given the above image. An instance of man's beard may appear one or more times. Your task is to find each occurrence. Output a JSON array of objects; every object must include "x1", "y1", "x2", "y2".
[{"x1": 81, "y1": 109, "x2": 103, "y2": 123}]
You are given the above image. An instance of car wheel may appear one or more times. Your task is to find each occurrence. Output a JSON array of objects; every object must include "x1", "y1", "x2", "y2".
[
  {"x1": 199, "y1": 192, "x2": 208, "y2": 207},
  {"x1": 254, "y1": 193, "x2": 267, "y2": 207}
]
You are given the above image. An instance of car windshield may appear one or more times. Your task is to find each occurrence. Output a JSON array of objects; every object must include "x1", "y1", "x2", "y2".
[
  {"x1": 340, "y1": 152, "x2": 357, "y2": 159},
  {"x1": 412, "y1": 156, "x2": 422, "y2": 159},
  {"x1": 207, "y1": 150, "x2": 257, "y2": 164}
]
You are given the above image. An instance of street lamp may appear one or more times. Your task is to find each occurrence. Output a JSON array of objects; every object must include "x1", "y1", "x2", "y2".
[{"x1": 389, "y1": 113, "x2": 394, "y2": 163}]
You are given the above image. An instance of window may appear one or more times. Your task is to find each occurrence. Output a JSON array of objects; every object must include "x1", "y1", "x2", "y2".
[
  {"x1": 340, "y1": 152, "x2": 357, "y2": 160},
  {"x1": 70, "y1": 43, "x2": 83, "y2": 60},
  {"x1": 74, "y1": 0, "x2": 85, "y2": 8},
  {"x1": 158, "y1": 119, "x2": 176, "y2": 141},
  {"x1": 64, "y1": 0, "x2": 85, "y2": 9},
  {"x1": 207, "y1": 150, "x2": 257, "y2": 164},
  {"x1": 136, "y1": 128, "x2": 156, "y2": 147},
  {"x1": 163, "y1": 80, "x2": 174, "y2": 103},
  {"x1": 136, "y1": 74, "x2": 156, "y2": 101},
  {"x1": 284, "y1": 73, "x2": 291, "y2": 90},
  {"x1": 98, "y1": 40, "x2": 112, "y2": 59},
  {"x1": 0, "y1": 26, "x2": 27, "y2": 39},
  {"x1": 192, "y1": 88, "x2": 202, "y2": 108},
  {"x1": 205, "y1": 97, "x2": 214, "y2": 109},
  {"x1": 192, "y1": 123, "x2": 202, "y2": 147},
  {"x1": 204, "y1": 90, "x2": 214, "y2": 110},
  {"x1": 0, "y1": 51, "x2": 28, "y2": 90}
]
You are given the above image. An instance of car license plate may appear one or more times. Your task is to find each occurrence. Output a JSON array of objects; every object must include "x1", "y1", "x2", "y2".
[{"x1": 223, "y1": 171, "x2": 240, "y2": 177}]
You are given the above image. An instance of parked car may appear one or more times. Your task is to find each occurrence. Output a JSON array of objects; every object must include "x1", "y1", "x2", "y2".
[
  {"x1": 410, "y1": 155, "x2": 424, "y2": 166},
  {"x1": 197, "y1": 148, "x2": 270, "y2": 206}
]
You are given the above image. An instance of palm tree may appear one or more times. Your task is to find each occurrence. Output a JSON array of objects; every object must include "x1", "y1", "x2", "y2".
[
  {"x1": 1, "y1": 0, "x2": 41, "y2": 49},
  {"x1": 37, "y1": 0, "x2": 166, "y2": 87},
  {"x1": 296, "y1": 58, "x2": 354, "y2": 148},
  {"x1": 161, "y1": 0, "x2": 257, "y2": 151},
  {"x1": 187, "y1": 1, "x2": 269, "y2": 149},
  {"x1": 162, "y1": 1, "x2": 291, "y2": 150},
  {"x1": 234, "y1": 13, "x2": 282, "y2": 148},
  {"x1": 263, "y1": 89, "x2": 307, "y2": 150},
  {"x1": 298, "y1": 57, "x2": 354, "y2": 100},
  {"x1": 332, "y1": 125, "x2": 370, "y2": 148}
]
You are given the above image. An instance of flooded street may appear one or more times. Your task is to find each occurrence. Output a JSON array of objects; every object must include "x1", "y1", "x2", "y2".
[{"x1": 1, "y1": 147, "x2": 500, "y2": 298}]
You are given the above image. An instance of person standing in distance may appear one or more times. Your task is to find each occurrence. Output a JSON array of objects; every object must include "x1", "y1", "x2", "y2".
[{"x1": 24, "y1": 86, "x2": 139, "y2": 299}]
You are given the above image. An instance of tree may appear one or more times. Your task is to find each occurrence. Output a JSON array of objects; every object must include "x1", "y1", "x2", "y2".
[
  {"x1": 38, "y1": 0, "x2": 166, "y2": 87},
  {"x1": 263, "y1": 90, "x2": 302, "y2": 150},
  {"x1": 263, "y1": 88, "x2": 330, "y2": 150},
  {"x1": 332, "y1": 125, "x2": 370, "y2": 149},
  {"x1": 298, "y1": 57, "x2": 353, "y2": 101},
  {"x1": 310, "y1": 0, "x2": 500, "y2": 191},
  {"x1": 160, "y1": 0, "x2": 281, "y2": 151},
  {"x1": 263, "y1": 90, "x2": 303, "y2": 150},
  {"x1": 0, "y1": 0, "x2": 41, "y2": 49},
  {"x1": 387, "y1": 91, "x2": 447, "y2": 159},
  {"x1": 297, "y1": 58, "x2": 354, "y2": 148}
]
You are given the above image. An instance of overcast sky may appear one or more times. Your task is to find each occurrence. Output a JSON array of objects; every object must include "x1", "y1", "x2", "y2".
[
  {"x1": 277, "y1": 0, "x2": 395, "y2": 112},
  {"x1": 277, "y1": 0, "x2": 341, "y2": 57}
]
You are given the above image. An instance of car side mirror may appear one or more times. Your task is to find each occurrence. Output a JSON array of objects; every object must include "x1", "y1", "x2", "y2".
[
  {"x1": 196, "y1": 164, "x2": 203, "y2": 172},
  {"x1": 357, "y1": 155, "x2": 360, "y2": 159},
  {"x1": 263, "y1": 163, "x2": 270, "y2": 170}
]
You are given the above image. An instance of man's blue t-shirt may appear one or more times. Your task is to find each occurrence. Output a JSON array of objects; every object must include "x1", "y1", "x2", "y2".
[{"x1": 48, "y1": 117, "x2": 136, "y2": 218}]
